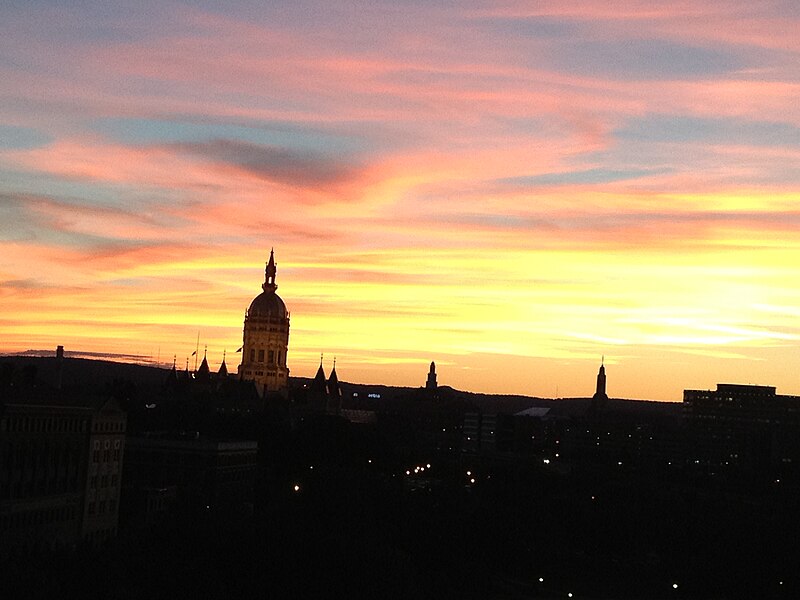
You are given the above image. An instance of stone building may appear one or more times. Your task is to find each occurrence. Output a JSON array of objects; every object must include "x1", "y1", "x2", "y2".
[{"x1": 238, "y1": 249, "x2": 290, "y2": 397}]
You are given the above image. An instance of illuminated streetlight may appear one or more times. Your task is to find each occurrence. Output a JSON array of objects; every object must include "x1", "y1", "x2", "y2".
[{"x1": 293, "y1": 484, "x2": 300, "y2": 492}]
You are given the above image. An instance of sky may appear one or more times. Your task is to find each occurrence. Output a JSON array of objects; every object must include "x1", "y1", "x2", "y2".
[{"x1": 2, "y1": 0, "x2": 800, "y2": 401}]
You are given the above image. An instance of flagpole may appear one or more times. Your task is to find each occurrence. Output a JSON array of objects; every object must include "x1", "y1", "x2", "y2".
[{"x1": 194, "y1": 331, "x2": 199, "y2": 373}]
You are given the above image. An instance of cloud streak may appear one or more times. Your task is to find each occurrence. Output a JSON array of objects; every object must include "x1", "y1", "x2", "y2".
[{"x1": 2, "y1": 0, "x2": 800, "y2": 399}]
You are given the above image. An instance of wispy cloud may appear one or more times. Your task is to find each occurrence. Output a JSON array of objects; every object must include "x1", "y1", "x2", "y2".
[{"x1": 2, "y1": 0, "x2": 800, "y2": 399}]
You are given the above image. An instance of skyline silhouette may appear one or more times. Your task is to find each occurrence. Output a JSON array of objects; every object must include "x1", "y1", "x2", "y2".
[{"x1": 3, "y1": 2, "x2": 800, "y2": 400}]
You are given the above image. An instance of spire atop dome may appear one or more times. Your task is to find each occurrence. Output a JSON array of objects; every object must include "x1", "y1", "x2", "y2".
[{"x1": 263, "y1": 248, "x2": 277, "y2": 292}]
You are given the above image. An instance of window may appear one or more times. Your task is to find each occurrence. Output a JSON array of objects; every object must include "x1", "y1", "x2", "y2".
[
  {"x1": 92, "y1": 450, "x2": 100, "y2": 463},
  {"x1": 111, "y1": 475, "x2": 118, "y2": 487},
  {"x1": 249, "y1": 349, "x2": 255, "y2": 362},
  {"x1": 101, "y1": 475, "x2": 108, "y2": 488},
  {"x1": 103, "y1": 450, "x2": 110, "y2": 462},
  {"x1": 268, "y1": 350, "x2": 274, "y2": 364},
  {"x1": 113, "y1": 449, "x2": 120, "y2": 461},
  {"x1": 258, "y1": 349, "x2": 265, "y2": 362},
  {"x1": 88, "y1": 502, "x2": 96, "y2": 515},
  {"x1": 90, "y1": 476, "x2": 98, "y2": 488},
  {"x1": 98, "y1": 500, "x2": 106, "y2": 514}
]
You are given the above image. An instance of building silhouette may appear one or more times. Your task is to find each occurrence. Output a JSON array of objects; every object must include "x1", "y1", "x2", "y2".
[
  {"x1": 684, "y1": 383, "x2": 800, "y2": 475},
  {"x1": 238, "y1": 249, "x2": 290, "y2": 397},
  {"x1": 587, "y1": 359, "x2": 609, "y2": 420},
  {"x1": 0, "y1": 376, "x2": 126, "y2": 555},
  {"x1": 426, "y1": 361, "x2": 438, "y2": 391}
]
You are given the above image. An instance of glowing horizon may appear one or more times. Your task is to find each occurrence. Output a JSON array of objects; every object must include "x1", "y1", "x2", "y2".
[{"x1": 3, "y1": 1, "x2": 800, "y2": 401}]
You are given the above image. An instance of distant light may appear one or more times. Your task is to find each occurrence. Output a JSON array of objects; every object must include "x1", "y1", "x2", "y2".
[
  {"x1": 466, "y1": 470, "x2": 471, "y2": 476},
  {"x1": 426, "y1": 464, "x2": 431, "y2": 469},
  {"x1": 543, "y1": 459, "x2": 550, "y2": 464},
  {"x1": 568, "y1": 594, "x2": 573, "y2": 598},
  {"x1": 617, "y1": 461, "x2": 623, "y2": 466},
  {"x1": 555, "y1": 453, "x2": 559, "y2": 458},
  {"x1": 368, "y1": 459, "x2": 372, "y2": 463},
  {"x1": 406, "y1": 470, "x2": 410, "y2": 475},
  {"x1": 309, "y1": 465, "x2": 314, "y2": 470},
  {"x1": 672, "y1": 583, "x2": 678, "y2": 589},
  {"x1": 591, "y1": 496, "x2": 595, "y2": 500},
  {"x1": 470, "y1": 478, "x2": 475, "y2": 484},
  {"x1": 538, "y1": 577, "x2": 544, "y2": 583},
  {"x1": 293, "y1": 484, "x2": 300, "y2": 492}
]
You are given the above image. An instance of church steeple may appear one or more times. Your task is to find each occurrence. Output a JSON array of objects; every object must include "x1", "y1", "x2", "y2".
[
  {"x1": 595, "y1": 356, "x2": 606, "y2": 398},
  {"x1": 263, "y1": 248, "x2": 277, "y2": 292},
  {"x1": 590, "y1": 357, "x2": 608, "y2": 420},
  {"x1": 426, "y1": 361, "x2": 438, "y2": 391}
]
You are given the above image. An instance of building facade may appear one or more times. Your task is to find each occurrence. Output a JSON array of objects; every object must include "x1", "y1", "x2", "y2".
[
  {"x1": 684, "y1": 383, "x2": 800, "y2": 475},
  {"x1": 0, "y1": 396, "x2": 126, "y2": 555},
  {"x1": 123, "y1": 435, "x2": 258, "y2": 514},
  {"x1": 238, "y1": 250, "x2": 290, "y2": 396}
]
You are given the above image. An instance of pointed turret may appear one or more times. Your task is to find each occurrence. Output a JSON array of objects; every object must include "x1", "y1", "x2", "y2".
[
  {"x1": 327, "y1": 357, "x2": 341, "y2": 413},
  {"x1": 218, "y1": 350, "x2": 228, "y2": 378},
  {"x1": 165, "y1": 355, "x2": 179, "y2": 387},
  {"x1": 197, "y1": 347, "x2": 210, "y2": 382}
]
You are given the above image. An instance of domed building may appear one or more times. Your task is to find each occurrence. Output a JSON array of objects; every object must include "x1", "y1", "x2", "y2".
[{"x1": 238, "y1": 249, "x2": 290, "y2": 396}]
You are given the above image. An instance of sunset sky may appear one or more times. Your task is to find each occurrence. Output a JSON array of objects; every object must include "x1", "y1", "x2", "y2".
[{"x1": 2, "y1": 1, "x2": 800, "y2": 401}]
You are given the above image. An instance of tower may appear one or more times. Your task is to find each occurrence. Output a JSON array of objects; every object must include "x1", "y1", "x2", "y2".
[
  {"x1": 589, "y1": 358, "x2": 608, "y2": 419},
  {"x1": 426, "y1": 361, "x2": 438, "y2": 391},
  {"x1": 594, "y1": 359, "x2": 607, "y2": 399},
  {"x1": 238, "y1": 249, "x2": 290, "y2": 396}
]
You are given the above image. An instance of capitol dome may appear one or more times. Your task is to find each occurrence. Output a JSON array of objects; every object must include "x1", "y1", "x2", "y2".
[{"x1": 248, "y1": 290, "x2": 286, "y2": 318}]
